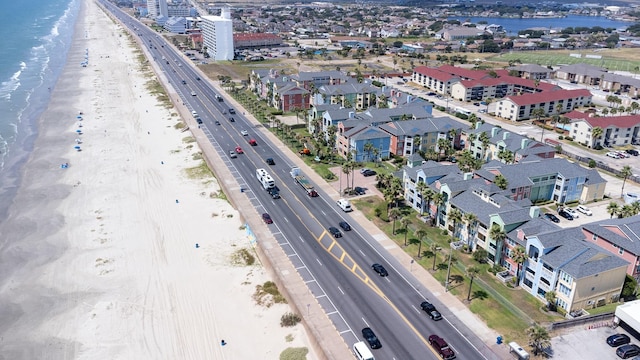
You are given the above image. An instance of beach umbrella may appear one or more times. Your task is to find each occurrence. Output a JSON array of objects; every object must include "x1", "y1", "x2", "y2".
[
  {"x1": 77, "y1": 116, "x2": 82, "y2": 119},
  {"x1": 76, "y1": 130, "x2": 82, "y2": 134}
]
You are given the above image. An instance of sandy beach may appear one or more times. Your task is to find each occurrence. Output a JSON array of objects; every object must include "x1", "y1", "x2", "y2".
[{"x1": 0, "y1": 1, "x2": 315, "y2": 359}]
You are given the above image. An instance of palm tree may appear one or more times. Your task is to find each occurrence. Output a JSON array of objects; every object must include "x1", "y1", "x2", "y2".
[
  {"x1": 448, "y1": 208, "x2": 463, "y2": 239},
  {"x1": 607, "y1": 202, "x2": 620, "y2": 218},
  {"x1": 544, "y1": 291, "x2": 557, "y2": 311},
  {"x1": 531, "y1": 108, "x2": 547, "y2": 142},
  {"x1": 363, "y1": 142, "x2": 375, "y2": 162},
  {"x1": 463, "y1": 213, "x2": 478, "y2": 252},
  {"x1": 389, "y1": 207, "x2": 402, "y2": 235},
  {"x1": 591, "y1": 126, "x2": 603, "y2": 148},
  {"x1": 494, "y1": 174, "x2": 508, "y2": 190},
  {"x1": 511, "y1": 245, "x2": 527, "y2": 287},
  {"x1": 430, "y1": 243, "x2": 439, "y2": 270},
  {"x1": 489, "y1": 224, "x2": 507, "y2": 262},
  {"x1": 432, "y1": 193, "x2": 445, "y2": 226},
  {"x1": 415, "y1": 229, "x2": 428, "y2": 258},
  {"x1": 466, "y1": 266, "x2": 480, "y2": 301},
  {"x1": 621, "y1": 165, "x2": 633, "y2": 197},
  {"x1": 342, "y1": 163, "x2": 352, "y2": 192},
  {"x1": 415, "y1": 181, "x2": 428, "y2": 215},
  {"x1": 479, "y1": 132, "x2": 490, "y2": 161},
  {"x1": 527, "y1": 324, "x2": 551, "y2": 356},
  {"x1": 400, "y1": 216, "x2": 411, "y2": 246}
]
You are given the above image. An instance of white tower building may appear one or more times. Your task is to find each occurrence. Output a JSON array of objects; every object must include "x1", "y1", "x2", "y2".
[
  {"x1": 147, "y1": 0, "x2": 168, "y2": 19},
  {"x1": 200, "y1": 7, "x2": 234, "y2": 61}
]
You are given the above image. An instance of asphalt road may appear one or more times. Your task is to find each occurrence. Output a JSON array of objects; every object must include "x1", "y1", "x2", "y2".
[{"x1": 101, "y1": 3, "x2": 503, "y2": 359}]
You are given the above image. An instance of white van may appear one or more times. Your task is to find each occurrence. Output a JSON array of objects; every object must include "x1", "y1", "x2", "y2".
[
  {"x1": 508, "y1": 342, "x2": 530, "y2": 360},
  {"x1": 337, "y1": 198, "x2": 352, "y2": 212},
  {"x1": 353, "y1": 341, "x2": 374, "y2": 360}
]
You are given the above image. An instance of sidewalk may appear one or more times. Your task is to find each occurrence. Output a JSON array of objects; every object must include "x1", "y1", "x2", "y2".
[{"x1": 216, "y1": 87, "x2": 514, "y2": 359}]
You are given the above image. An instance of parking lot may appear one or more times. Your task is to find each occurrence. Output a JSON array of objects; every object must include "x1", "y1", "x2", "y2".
[{"x1": 551, "y1": 325, "x2": 636, "y2": 359}]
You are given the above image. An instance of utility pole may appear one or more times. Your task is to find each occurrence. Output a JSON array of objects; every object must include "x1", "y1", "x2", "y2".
[{"x1": 445, "y1": 248, "x2": 453, "y2": 292}]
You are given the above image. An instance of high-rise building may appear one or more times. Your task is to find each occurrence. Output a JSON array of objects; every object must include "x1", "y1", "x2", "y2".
[
  {"x1": 200, "y1": 8, "x2": 234, "y2": 61},
  {"x1": 147, "y1": 0, "x2": 168, "y2": 19}
]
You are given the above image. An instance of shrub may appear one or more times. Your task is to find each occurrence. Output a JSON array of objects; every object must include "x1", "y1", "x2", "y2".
[
  {"x1": 279, "y1": 347, "x2": 309, "y2": 360},
  {"x1": 253, "y1": 281, "x2": 287, "y2": 307},
  {"x1": 280, "y1": 312, "x2": 301, "y2": 327}
]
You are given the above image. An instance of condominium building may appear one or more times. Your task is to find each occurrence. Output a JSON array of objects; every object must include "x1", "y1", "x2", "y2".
[
  {"x1": 147, "y1": 0, "x2": 168, "y2": 19},
  {"x1": 201, "y1": 8, "x2": 234, "y2": 61}
]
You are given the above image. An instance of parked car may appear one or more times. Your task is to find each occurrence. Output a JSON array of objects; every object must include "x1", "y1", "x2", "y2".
[
  {"x1": 544, "y1": 213, "x2": 560, "y2": 223},
  {"x1": 420, "y1": 301, "x2": 442, "y2": 321},
  {"x1": 576, "y1": 205, "x2": 593, "y2": 216},
  {"x1": 354, "y1": 186, "x2": 366, "y2": 195},
  {"x1": 428, "y1": 334, "x2": 456, "y2": 359},
  {"x1": 617, "y1": 344, "x2": 640, "y2": 358},
  {"x1": 616, "y1": 151, "x2": 630, "y2": 158},
  {"x1": 558, "y1": 209, "x2": 574, "y2": 220},
  {"x1": 362, "y1": 169, "x2": 377, "y2": 177},
  {"x1": 371, "y1": 263, "x2": 388, "y2": 277},
  {"x1": 626, "y1": 149, "x2": 639, "y2": 156},
  {"x1": 607, "y1": 152, "x2": 621, "y2": 158},
  {"x1": 564, "y1": 207, "x2": 579, "y2": 218},
  {"x1": 328, "y1": 226, "x2": 342, "y2": 238},
  {"x1": 607, "y1": 334, "x2": 631, "y2": 347},
  {"x1": 361, "y1": 327, "x2": 382, "y2": 349},
  {"x1": 339, "y1": 221, "x2": 351, "y2": 231},
  {"x1": 262, "y1": 213, "x2": 273, "y2": 224}
]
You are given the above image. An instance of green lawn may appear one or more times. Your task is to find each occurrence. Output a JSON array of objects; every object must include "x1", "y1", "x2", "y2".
[{"x1": 491, "y1": 51, "x2": 640, "y2": 72}]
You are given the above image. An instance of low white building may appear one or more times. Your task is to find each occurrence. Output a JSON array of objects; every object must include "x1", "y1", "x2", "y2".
[
  {"x1": 201, "y1": 8, "x2": 234, "y2": 61},
  {"x1": 496, "y1": 89, "x2": 592, "y2": 121}
]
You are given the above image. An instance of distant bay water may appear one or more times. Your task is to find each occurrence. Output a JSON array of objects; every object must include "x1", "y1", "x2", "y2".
[
  {"x1": 0, "y1": 0, "x2": 80, "y2": 216},
  {"x1": 448, "y1": 15, "x2": 635, "y2": 36}
]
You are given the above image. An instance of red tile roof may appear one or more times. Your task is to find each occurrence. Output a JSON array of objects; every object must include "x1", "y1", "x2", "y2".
[
  {"x1": 437, "y1": 65, "x2": 486, "y2": 80},
  {"x1": 584, "y1": 114, "x2": 640, "y2": 128},
  {"x1": 503, "y1": 89, "x2": 592, "y2": 106},
  {"x1": 413, "y1": 66, "x2": 458, "y2": 82}
]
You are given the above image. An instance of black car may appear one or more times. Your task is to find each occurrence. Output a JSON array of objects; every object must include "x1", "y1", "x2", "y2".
[
  {"x1": 354, "y1": 186, "x2": 366, "y2": 195},
  {"x1": 215, "y1": 120, "x2": 220, "y2": 125},
  {"x1": 607, "y1": 334, "x2": 631, "y2": 347},
  {"x1": 229, "y1": 117, "x2": 235, "y2": 122},
  {"x1": 361, "y1": 327, "x2": 382, "y2": 349},
  {"x1": 558, "y1": 209, "x2": 574, "y2": 220},
  {"x1": 195, "y1": 76, "x2": 200, "y2": 80},
  {"x1": 328, "y1": 227, "x2": 342, "y2": 238},
  {"x1": 544, "y1": 213, "x2": 560, "y2": 223},
  {"x1": 339, "y1": 221, "x2": 351, "y2": 231},
  {"x1": 265, "y1": 158, "x2": 275, "y2": 165},
  {"x1": 626, "y1": 149, "x2": 639, "y2": 156},
  {"x1": 420, "y1": 301, "x2": 443, "y2": 321},
  {"x1": 181, "y1": 79, "x2": 186, "y2": 84},
  {"x1": 196, "y1": 118, "x2": 203, "y2": 124},
  {"x1": 268, "y1": 188, "x2": 280, "y2": 199},
  {"x1": 372, "y1": 263, "x2": 388, "y2": 277},
  {"x1": 362, "y1": 169, "x2": 377, "y2": 177},
  {"x1": 617, "y1": 344, "x2": 640, "y2": 359}
]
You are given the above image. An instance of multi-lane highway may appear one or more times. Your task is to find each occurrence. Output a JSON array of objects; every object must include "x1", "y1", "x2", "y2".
[{"x1": 99, "y1": 3, "x2": 502, "y2": 359}]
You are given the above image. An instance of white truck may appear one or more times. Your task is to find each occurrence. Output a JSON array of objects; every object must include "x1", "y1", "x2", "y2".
[
  {"x1": 256, "y1": 168, "x2": 275, "y2": 190},
  {"x1": 337, "y1": 198, "x2": 352, "y2": 212}
]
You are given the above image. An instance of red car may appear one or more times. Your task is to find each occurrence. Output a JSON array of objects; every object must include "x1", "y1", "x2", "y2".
[
  {"x1": 248, "y1": 139, "x2": 257, "y2": 146},
  {"x1": 235, "y1": 146, "x2": 243, "y2": 154},
  {"x1": 262, "y1": 213, "x2": 273, "y2": 224}
]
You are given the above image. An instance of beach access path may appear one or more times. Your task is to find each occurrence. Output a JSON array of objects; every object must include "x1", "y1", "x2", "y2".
[{"x1": 0, "y1": 0, "x2": 316, "y2": 359}]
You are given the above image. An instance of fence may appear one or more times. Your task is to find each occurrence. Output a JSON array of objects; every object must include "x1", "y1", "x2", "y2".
[{"x1": 550, "y1": 312, "x2": 614, "y2": 330}]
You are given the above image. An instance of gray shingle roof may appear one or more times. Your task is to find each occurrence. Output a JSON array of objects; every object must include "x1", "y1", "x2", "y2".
[
  {"x1": 379, "y1": 116, "x2": 466, "y2": 136},
  {"x1": 583, "y1": 216, "x2": 640, "y2": 255}
]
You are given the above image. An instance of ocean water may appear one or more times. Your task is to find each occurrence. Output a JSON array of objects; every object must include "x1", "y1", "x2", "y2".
[{"x1": 0, "y1": 0, "x2": 80, "y2": 215}]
